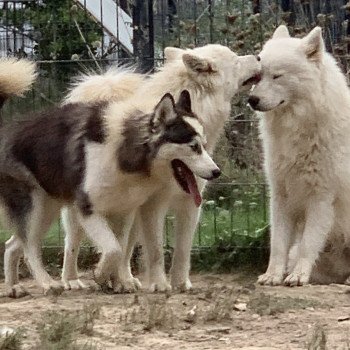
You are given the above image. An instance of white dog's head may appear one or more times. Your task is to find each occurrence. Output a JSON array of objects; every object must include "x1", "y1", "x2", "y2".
[
  {"x1": 164, "y1": 44, "x2": 261, "y2": 99},
  {"x1": 248, "y1": 25, "x2": 325, "y2": 112}
]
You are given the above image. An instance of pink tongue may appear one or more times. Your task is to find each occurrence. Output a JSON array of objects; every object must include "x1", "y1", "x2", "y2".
[{"x1": 184, "y1": 171, "x2": 202, "y2": 207}]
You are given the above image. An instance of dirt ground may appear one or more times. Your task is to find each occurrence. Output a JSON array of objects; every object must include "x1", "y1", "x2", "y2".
[{"x1": 1, "y1": 273, "x2": 350, "y2": 349}]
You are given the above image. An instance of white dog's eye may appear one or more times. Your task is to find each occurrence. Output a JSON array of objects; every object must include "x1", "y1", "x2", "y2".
[{"x1": 273, "y1": 74, "x2": 282, "y2": 79}]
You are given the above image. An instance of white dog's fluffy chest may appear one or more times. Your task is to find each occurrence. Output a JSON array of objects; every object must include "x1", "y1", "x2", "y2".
[{"x1": 260, "y1": 114, "x2": 341, "y2": 208}]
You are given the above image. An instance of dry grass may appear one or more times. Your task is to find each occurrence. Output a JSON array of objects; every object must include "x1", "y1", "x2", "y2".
[{"x1": 0, "y1": 329, "x2": 24, "y2": 350}]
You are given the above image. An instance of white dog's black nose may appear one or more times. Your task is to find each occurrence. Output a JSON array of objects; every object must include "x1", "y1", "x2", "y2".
[
  {"x1": 248, "y1": 96, "x2": 260, "y2": 109},
  {"x1": 211, "y1": 169, "x2": 221, "y2": 179}
]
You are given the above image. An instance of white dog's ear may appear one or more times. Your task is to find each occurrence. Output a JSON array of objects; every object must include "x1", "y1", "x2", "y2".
[
  {"x1": 272, "y1": 25, "x2": 290, "y2": 39},
  {"x1": 182, "y1": 53, "x2": 217, "y2": 74},
  {"x1": 151, "y1": 93, "x2": 177, "y2": 131},
  {"x1": 301, "y1": 27, "x2": 324, "y2": 61},
  {"x1": 164, "y1": 47, "x2": 185, "y2": 61}
]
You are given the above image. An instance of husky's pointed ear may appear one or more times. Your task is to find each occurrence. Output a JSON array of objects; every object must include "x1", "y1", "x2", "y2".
[
  {"x1": 301, "y1": 27, "x2": 324, "y2": 62},
  {"x1": 151, "y1": 93, "x2": 176, "y2": 132},
  {"x1": 272, "y1": 25, "x2": 290, "y2": 39},
  {"x1": 164, "y1": 47, "x2": 184, "y2": 61},
  {"x1": 176, "y1": 90, "x2": 192, "y2": 113},
  {"x1": 182, "y1": 53, "x2": 217, "y2": 74}
]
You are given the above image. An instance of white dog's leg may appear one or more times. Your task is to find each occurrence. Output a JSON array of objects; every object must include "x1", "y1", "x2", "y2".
[
  {"x1": 258, "y1": 193, "x2": 293, "y2": 285},
  {"x1": 61, "y1": 206, "x2": 88, "y2": 290},
  {"x1": 110, "y1": 210, "x2": 140, "y2": 293},
  {"x1": 77, "y1": 212, "x2": 123, "y2": 287},
  {"x1": 119, "y1": 211, "x2": 142, "y2": 291},
  {"x1": 170, "y1": 198, "x2": 200, "y2": 291},
  {"x1": 3, "y1": 236, "x2": 27, "y2": 298},
  {"x1": 139, "y1": 196, "x2": 171, "y2": 292},
  {"x1": 22, "y1": 195, "x2": 63, "y2": 295},
  {"x1": 284, "y1": 195, "x2": 334, "y2": 286}
]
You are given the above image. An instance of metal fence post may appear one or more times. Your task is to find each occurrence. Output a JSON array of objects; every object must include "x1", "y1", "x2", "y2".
[{"x1": 133, "y1": 0, "x2": 154, "y2": 73}]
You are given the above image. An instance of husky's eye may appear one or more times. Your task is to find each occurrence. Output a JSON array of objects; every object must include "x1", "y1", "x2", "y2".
[
  {"x1": 190, "y1": 141, "x2": 202, "y2": 154},
  {"x1": 273, "y1": 74, "x2": 282, "y2": 79}
]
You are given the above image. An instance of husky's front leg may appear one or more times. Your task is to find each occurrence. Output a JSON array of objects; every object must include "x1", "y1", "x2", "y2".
[
  {"x1": 284, "y1": 195, "x2": 334, "y2": 286},
  {"x1": 61, "y1": 206, "x2": 89, "y2": 290},
  {"x1": 170, "y1": 197, "x2": 201, "y2": 291},
  {"x1": 258, "y1": 192, "x2": 293, "y2": 286},
  {"x1": 77, "y1": 212, "x2": 122, "y2": 287},
  {"x1": 139, "y1": 196, "x2": 171, "y2": 292}
]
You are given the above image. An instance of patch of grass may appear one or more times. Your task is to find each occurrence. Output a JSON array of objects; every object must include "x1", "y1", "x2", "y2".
[
  {"x1": 0, "y1": 329, "x2": 24, "y2": 350},
  {"x1": 204, "y1": 287, "x2": 239, "y2": 322},
  {"x1": 249, "y1": 292, "x2": 322, "y2": 316},
  {"x1": 120, "y1": 295, "x2": 177, "y2": 333},
  {"x1": 36, "y1": 304, "x2": 100, "y2": 350},
  {"x1": 308, "y1": 324, "x2": 327, "y2": 350}
]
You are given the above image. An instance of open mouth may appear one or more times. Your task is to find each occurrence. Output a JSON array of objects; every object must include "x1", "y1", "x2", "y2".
[
  {"x1": 171, "y1": 159, "x2": 202, "y2": 207},
  {"x1": 242, "y1": 73, "x2": 261, "y2": 86}
]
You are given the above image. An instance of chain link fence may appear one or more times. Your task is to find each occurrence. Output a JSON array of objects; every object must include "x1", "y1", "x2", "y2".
[{"x1": 0, "y1": 0, "x2": 348, "y2": 264}]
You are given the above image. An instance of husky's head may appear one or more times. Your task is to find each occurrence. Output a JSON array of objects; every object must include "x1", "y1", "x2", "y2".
[
  {"x1": 118, "y1": 90, "x2": 220, "y2": 207},
  {"x1": 248, "y1": 26, "x2": 326, "y2": 112},
  {"x1": 164, "y1": 44, "x2": 261, "y2": 99},
  {"x1": 154, "y1": 91, "x2": 220, "y2": 206}
]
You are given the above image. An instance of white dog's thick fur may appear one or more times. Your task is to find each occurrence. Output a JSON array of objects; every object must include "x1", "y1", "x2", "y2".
[
  {"x1": 249, "y1": 25, "x2": 350, "y2": 286},
  {"x1": 61, "y1": 45, "x2": 261, "y2": 292}
]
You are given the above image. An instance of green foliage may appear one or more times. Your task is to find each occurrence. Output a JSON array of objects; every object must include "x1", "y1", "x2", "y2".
[{"x1": 0, "y1": 0, "x2": 102, "y2": 60}]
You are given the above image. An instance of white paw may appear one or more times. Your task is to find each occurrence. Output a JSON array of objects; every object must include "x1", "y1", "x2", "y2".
[
  {"x1": 2, "y1": 284, "x2": 29, "y2": 298},
  {"x1": 148, "y1": 276, "x2": 172, "y2": 293},
  {"x1": 62, "y1": 279, "x2": 90, "y2": 291},
  {"x1": 171, "y1": 278, "x2": 192, "y2": 292},
  {"x1": 257, "y1": 272, "x2": 284, "y2": 286},
  {"x1": 113, "y1": 277, "x2": 142, "y2": 294},
  {"x1": 284, "y1": 272, "x2": 310, "y2": 286},
  {"x1": 42, "y1": 281, "x2": 64, "y2": 296}
]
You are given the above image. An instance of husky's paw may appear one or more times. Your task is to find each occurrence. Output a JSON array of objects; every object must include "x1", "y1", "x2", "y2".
[
  {"x1": 284, "y1": 272, "x2": 310, "y2": 287},
  {"x1": 43, "y1": 281, "x2": 65, "y2": 296},
  {"x1": 2, "y1": 284, "x2": 29, "y2": 298},
  {"x1": 257, "y1": 272, "x2": 284, "y2": 286},
  {"x1": 113, "y1": 277, "x2": 142, "y2": 294},
  {"x1": 171, "y1": 278, "x2": 193, "y2": 292},
  {"x1": 63, "y1": 279, "x2": 90, "y2": 291}
]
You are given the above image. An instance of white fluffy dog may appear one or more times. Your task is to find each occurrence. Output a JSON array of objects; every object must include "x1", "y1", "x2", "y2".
[{"x1": 249, "y1": 25, "x2": 350, "y2": 286}]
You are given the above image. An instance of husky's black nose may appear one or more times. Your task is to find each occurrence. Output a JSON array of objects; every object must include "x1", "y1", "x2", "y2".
[
  {"x1": 211, "y1": 169, "x2": 221, "y2": 179},
  {"x1": 248, "y1": 96, "x2": 260, "y2": 109}
]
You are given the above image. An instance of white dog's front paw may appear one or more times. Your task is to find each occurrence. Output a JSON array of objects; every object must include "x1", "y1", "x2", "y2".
[
  {"x1": 171, "y1": 277, "x2": 192, "y2": 292},
  {"x1": 148, "y1": 275, "x2": 171, "y2": 293},
  {"x1": 113, "y1": 277, "x2": 142, "y2": 294},
  {"x1": 257, "y1": 272, "x2": 284, "y2": 286},
  {"x1": 42, "y1": 280, "x2": 65, "y2": 296},
  {"x1": 284, "y1": 272, "x2": 310, "y2": 286},
  {"x1": 2, "y1": 284, "x2": 29, "y2": 298},
  {"x1": 62, "y1": 278, "x2": 90, "y2": 291},
  {"x1": 284, "y1": 261, "x2": 311, "y2": 286}
]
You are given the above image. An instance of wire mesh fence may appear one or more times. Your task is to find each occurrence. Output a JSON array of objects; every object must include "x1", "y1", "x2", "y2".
[{"x1": 0, "y1": 0, "x2": 348, "y2": 257}]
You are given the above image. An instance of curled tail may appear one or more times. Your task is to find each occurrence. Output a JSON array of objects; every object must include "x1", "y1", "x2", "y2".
[
  {"x1": 0, "y1": 58, "x2": 36, "y2": 126},
  {"x1": 0, "y1": 58, "x2": 37, "y2": 105},
  {"x1": 64, "y1": 66, "x2": 144, "y2": 105}
]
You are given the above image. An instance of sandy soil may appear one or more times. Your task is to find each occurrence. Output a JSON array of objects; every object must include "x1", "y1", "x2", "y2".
[{"x1": 0, "y1": 273, "x2": 350, "y2": 349}]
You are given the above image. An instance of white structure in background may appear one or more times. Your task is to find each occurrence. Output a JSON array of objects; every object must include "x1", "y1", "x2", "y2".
[{"x1": 75, "y1": 0, "x2": 133, "y2": 55}]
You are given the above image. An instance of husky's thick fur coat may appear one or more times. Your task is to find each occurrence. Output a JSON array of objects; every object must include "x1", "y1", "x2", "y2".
[
  {"x1": 249, "y1": 26, "x2": 350, "y2": 286},
  {"x1": 2, "y1": 72, "x2": 219, "y2": 296},
  {"x1": 56, "y1": 44, "x2": 261, "y2": 292}
]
